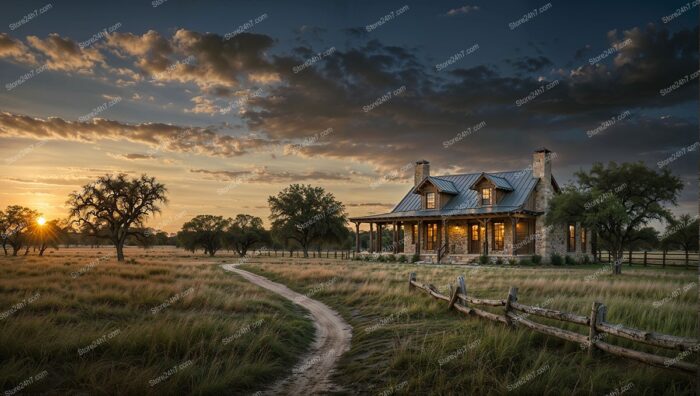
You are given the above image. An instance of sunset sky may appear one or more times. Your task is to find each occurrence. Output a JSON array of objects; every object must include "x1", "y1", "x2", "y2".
[{"x1": 0, "y1": 0, "x2": 697, "y2": 232}]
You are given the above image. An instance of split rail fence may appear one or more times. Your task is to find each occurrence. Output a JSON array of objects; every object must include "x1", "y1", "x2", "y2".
[{"x1": 408, "y1": 272, "x2": 699, "y2": 374}]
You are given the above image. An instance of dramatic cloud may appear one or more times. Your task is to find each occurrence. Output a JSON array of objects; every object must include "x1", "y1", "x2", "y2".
[
  {"x1": 0, "y1": 33, "x2": 36, "y2": 64},
  {"x1": 107, "y1": 153, "x2": 157, "y2": 160},
  {"x1": 190, "y1": 167, "x2": 351, "y2": 183},
  {"x1": 0, "y1": 111, "x2": 274, "y2": 157},
  {"x1": 26, "y1": 33, "x2": 104, "y2": 72}
]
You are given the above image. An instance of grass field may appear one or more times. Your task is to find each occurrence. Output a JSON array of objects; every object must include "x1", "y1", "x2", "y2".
[
  {"x1": 0, "y1": 247, "x2": 314, "y2": 395},
  {"x1": 0, "y1": 247, "x2": 697, "y2": 395},
  {"x1": 240, "y1": 258, "x2": 698, "y2": 395}
]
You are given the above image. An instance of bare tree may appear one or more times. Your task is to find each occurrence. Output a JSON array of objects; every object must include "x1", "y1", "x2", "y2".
[{"x1": 67, "y1": 174, "x2": 168, "y2": 262}]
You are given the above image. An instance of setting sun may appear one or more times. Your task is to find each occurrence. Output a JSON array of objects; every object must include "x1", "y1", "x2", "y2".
[{"x1": 36, "y1": 216, "x2": 46, "y2": 226}]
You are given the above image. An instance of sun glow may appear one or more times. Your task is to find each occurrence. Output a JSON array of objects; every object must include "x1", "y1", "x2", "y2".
[{"x1": 37, "y1": 216, "x2": 46, "y2": 226}]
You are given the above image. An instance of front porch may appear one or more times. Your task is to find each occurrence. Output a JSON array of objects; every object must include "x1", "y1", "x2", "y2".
[{"x1": 352, "y1": 214, "x2": 538, "y2": 263}]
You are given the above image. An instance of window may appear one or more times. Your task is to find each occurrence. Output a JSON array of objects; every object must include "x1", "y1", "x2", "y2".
[
  {"x1": 567, "y1": 224, "x2": 576, "y2": 252},
  {"x1": 493, "y1": 222, "x2": 504, "y2": 251},
  {"x1": 411, "y1": 224, "x2": 417, "y2": 244},
  {"x1": 581, "y1": 228, "x2": 587, "y2": 253},
  {"x1": 426, "y1": 223, "x2": 438, "y2": 250},
  {"x1": 471, "y1": 225, "x2": 479, "y2": 241},
  {"x1": 426, "y1": 192, "x2": 436, "y2": 209},
  {"x1": 481, "y1": 188, "x2": 491, "y2": 205}
]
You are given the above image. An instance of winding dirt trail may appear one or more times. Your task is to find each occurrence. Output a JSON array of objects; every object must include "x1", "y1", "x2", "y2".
[{"x1": 221, "y1": 264, "x2": 352, "y2": 395}]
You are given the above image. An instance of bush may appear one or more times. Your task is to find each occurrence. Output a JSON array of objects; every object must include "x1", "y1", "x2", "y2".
[
  {"x1": 580, "y1": 255, "x2": 591, "y2": 264},
  {"x1": 519, "y1": 258, "x2": 532, "y2": 266},
  {"x1": 377, "y1": 255, "x2": 386, "y2": 262},
  {"x1": 411, "y1": 254, "x2": 420, "y2": 263},
  {"x1": 565, "y1": 255, "x2": 576, "y2": 265},
  {"x1": 479, "y1": 255, "x2": 490, "y2": 265},
  {"x1": 531, "y1": 254, "x2": 542, "y2": 264},
  {"x1": 354, "y1": 255, "x2": 362, "y2": 261},
  {"x1": 495, "y1": 257, "x2": 504, "y2": 265},
  {"x1": 508, "y1": 258, "x2": 518, "y2": 265},
  {"x1": 398, "y1": 255, "x2": 407, "y2": 263},
  {"x1": 363, "y1": 254, "x2": 372, "y2": 262},
  {"x1": 550, "y1": 253, "x2": 563, "y2": 266},
  {"x1": 386, "y1": 254, "x2": 396, "y2": 262}
]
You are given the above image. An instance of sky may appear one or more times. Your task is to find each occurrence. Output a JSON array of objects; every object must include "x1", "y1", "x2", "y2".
[{"x1": 0, "y1": 0, "x2": 697, "y2": 233}]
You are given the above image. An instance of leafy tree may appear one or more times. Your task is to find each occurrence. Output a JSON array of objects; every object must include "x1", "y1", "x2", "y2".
[
  {"x1": 224, "y1": 214, "x2": 269, "y2": 257},
  {"x1": 1, "y1": 205, "x2": 39, "y2": 256},
  {"x1": 178, "y1": 215, "x2": 230, "y2": 256},
  {"x1": 626, "y1": 227, "x2": 659, "y2": 252},
  {"x1": 67, "y1": 174, "x2": 168, "y2": 261},
  {"x1": 268, "y1": 184, "x2": 347, "y2": 257},
  {"x1": 663, "y1": 214, "x2": 699, "y2": 263},
  {"x1": 29, "y1": 219, "x2": 65, "y2": 256},
  {"x1": 547, "y1": 162, "x2": 683, "y2": 275}
]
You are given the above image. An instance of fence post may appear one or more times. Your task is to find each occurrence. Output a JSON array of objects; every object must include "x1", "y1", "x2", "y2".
[
  {"x1": 588, "y1": 301, "x2": 606, "y2": 356},
  {"x1": 643, "y1": 251, "x2": 647, "y2": 266},
  {"x1": 628, "y1": 250, "x2": 632, "y2": 266},
  {"x1": 607, "y1": 251, "x2": 611, "y2": 263},
  {"x1": 408, "y1": 272, "x2": 416, "y2": 291},
  {"x1": 504, "y1": 287, "x2": 518, "y2": 326},
  {"x1": 448, "y1": 276, "x2": 465, "y2": 310},
  {"x1": 662, "y1": 251, "x2": 666, "y2": 268}
]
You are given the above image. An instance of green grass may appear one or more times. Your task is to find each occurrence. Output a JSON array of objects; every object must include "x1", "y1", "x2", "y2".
[
  {"x1": 0, "y1": 248, "x2": 314, "y2": 395},
  {"x1": 241, "y1": 259, "x2": 698, "y2": 395}
]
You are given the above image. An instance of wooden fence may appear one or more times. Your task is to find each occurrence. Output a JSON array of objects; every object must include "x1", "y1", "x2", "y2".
[
  {"x1": 597, "y1": 250, "x2": 698, "y2": 269},
  {"x1": 408, "y1": 272, "x2": 699, "y2": 374},
  {"x1": 253, "y1": 249, "x2": 355, "y2": 260}
]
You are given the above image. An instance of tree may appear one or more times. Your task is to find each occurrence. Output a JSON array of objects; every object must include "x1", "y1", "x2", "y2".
[
  {"x1": 29, "y1": 219, "x2": 64, "y2": 256},
  {"x1": 67, "y1": 174, "x2": 168, "y2": 262},
  {"x1": 2, "y1": 205, "x2": 39, "y2": 256},
  {"x1": 178, "y1": 215, "x2": 230, "y2": 256},
  {"x1": 268, "y1": 184, "x2": 347, "y2": 257},
  {"x1": 224, "y1": 214, "x2": 269, "y2": 257},
  {"x1": 547, "y1": 162, "x2": 683, "y2": 275},
  {"x1": 664, "y1": 214, "x2": 699, "y2": 264}
]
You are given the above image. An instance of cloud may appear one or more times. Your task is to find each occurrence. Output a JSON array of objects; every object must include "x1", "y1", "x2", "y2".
[
  {"x1": 189, "y1": 167, "x2": 351, "y2": 183},
  {"x1": 0, "y1": 33, "x2": 37, "y2": 64},
  {"x1": 0, "y1": 111, "x2": 275, "y2": 157},
  {"x1": 444, "y1": 5, "x2": 480, "y2": 16},
  {"x1": 107, "y1": 153, "x2": 157, "y2": 160},
  {"x1": 26, "y1": 33, "x2": 104, "y2": 72},
  {"x1": 507, "y1": 56, "x2": 553, "y2": 72}
]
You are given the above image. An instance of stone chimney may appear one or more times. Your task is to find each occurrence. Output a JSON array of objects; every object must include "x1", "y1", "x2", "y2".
[
  {"x1": 532, "y1": 148, "x2": 552, "y2": 182},
  {"x1": 414, "y1": 160, "x2": 430, "y2": 186},
  {"x1": 533, "y1": 148, "x2": 554, "y2": 258}
]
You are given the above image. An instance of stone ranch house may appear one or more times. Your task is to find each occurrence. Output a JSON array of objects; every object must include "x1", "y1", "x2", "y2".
[{"x1": 349, "y1": 149, "x2": 592, "y2": 263}]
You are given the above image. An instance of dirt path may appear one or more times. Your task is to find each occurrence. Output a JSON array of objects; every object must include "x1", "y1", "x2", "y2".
[{"x1": 221, "y1": 264, "x2": 352, "y2": 395}]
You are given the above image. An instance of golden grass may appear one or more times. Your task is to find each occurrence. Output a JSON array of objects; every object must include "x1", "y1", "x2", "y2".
[{"x1": 241, "y1": 258, "x2": 698, "y2": 395}]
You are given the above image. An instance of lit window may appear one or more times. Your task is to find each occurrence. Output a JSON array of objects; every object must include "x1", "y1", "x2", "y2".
[
  {"x1": 426, "y1": 192, "x2": 436, "y2": 209},
  {"x1": 568, "y1": 224, "x2": 576, "y2": 252},
  {"x1": 481, "y1": 188, "x2": 491, "y2": 205},
  {"x1": 581, "y1": 228, "x2": 587, "y2": 253},
  {"x1": 471, "y1": 225, "x2": 479, "y2": 241},
  {"x1": 493, "y1": 222, "x2": 504, "y2": 250},
  {"x1": 411, "y1": 224, "x2": 417, "y2": 243}
]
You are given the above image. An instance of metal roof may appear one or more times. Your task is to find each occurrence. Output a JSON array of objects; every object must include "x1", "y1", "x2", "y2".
[
  {"x1": 469, "y1": 173, "x2": 514, "y2": 191},
  {"x1": 351, "y1": 169, "x2": 541, "y2": 221},
  {"x1": 413, "y1": 176, "x2": 459, "y2": 195}
]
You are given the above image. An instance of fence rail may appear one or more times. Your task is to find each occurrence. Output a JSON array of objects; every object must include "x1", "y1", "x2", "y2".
[
  {"x1": 597, "y1": 250, "x2": 699, "y2": 269},
  {"x1": 408, "y1": 272, "x2": 699, "y2": 374},
  {"x1": 252, "y1": 249, "x2": 356, "y2": 260}
]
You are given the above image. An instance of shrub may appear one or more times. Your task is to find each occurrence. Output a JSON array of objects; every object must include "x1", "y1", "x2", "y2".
[
  {"x1": 398, "y1": 255, "x2": 407, "y2": 263},
  {"x1": 479, "y1": 255, "x2": 489, "y2": 265},
  {"x1": 531, "y1": 254, "x2": 542, "y2": 264},
  {"x1": 363, "y1": 254, "x2": 372, "y2": 262},
  {"x1": 386, "y1": 254, "x2": 396, "y2": 262},
  {"x1": 508, "y1": 258, "x2": 518, "y2": 265},
  {"x1": 565, "y1": 255, "x2": 576, "y2": 265},
  {"x1": 411, "y1": 254, "x2": 420, "y2": 263},
  {"x1": 580, "y1": 255, "x2": 591, "y2": 264},
  {"x1": 495, "y1": 257, "x2": 504, "y2": 265},
  {"x1": 519, "y1": 258, "x2": 532, "y2": 266},
  {"x1": 377, "y1": 255, "x2": 387, "y2": 262},
  {"x1": 550, "y1": 253, "x2": 563, "y2": 266}
]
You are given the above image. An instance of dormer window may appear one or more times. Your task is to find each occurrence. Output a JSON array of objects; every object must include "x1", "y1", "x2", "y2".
[
  {"x1": 481, "y1": 188, "x2": 491, "y2": 205},
  {"x1": 426, "y1": 192, "x2": 436, "y2": 209}
]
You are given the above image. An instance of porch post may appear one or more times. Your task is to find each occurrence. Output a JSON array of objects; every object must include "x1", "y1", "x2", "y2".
[
  {"x1": 369, "y1": 223, "x2": 374, "y2": 253},
  {"x1": 442, "y1": 218, "x2": 449, "y2": 251},
  {"x1": 377, "y1": 223, "x2": 382, "y2": 252},
  {"x1": 416, "y1": 220, "x2": 423, "y2": 256},
  {"x1": 510, "y1": 217, "x2": 518, "y2": 256},
  {"x1": 392, "y1": 222, "x2": 398, "y2": 254},
  {"x1": 354, "y1": 222, "x2": 360, "y2": 253},
  {"x1": 482, "y1": 219, "x2": 490, "y2": 256}
]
